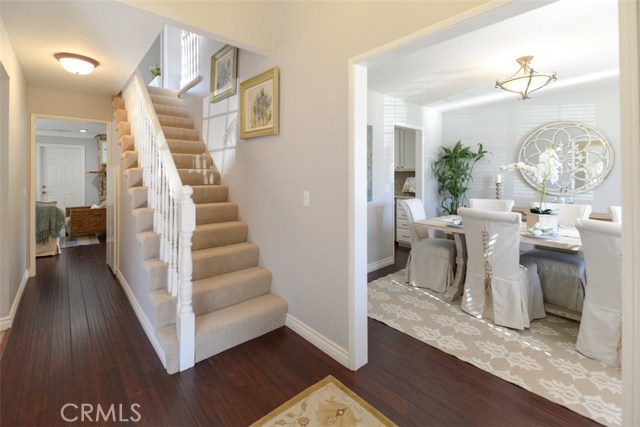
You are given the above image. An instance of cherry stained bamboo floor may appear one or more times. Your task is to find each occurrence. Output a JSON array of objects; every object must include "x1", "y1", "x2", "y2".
[{"x1": 0, "y1": 241, "x2": 600, "y2": 427}]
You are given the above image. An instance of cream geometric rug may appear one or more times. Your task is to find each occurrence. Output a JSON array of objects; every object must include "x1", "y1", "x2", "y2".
[
  {"x1": 368, "y1": 271, "x2": 622, "y2": 427},
  {"x1": 251, "y1": 375, "x2": 396, "y2": 427}
]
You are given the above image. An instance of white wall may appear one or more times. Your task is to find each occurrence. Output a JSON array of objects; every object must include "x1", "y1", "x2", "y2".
[
  {"x1": 366, "y1": 91, "x2": 393, "y2": 269},
  {"x1": 441, "y1": 80, "x2": 621, "y2": 214},
  {"x1": 138, "y1": 32, "x2": 162, "y2": 85},
  {"x1": 204, "y1": 2, "x2": 489, "y2": 355},
  {"x1": 0, "y1": 13, "x2": 29, "y2": 328},
  {"x1": 36, "y1": 135, "x2": 101, "y2": 206}
]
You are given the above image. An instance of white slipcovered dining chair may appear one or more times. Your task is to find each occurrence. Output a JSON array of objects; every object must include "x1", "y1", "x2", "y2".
[
  {"x1": 520, "y1": 202, "x2": 592, "y2": 313},
  {"x1": 575, "y1": 218, "x2": 622, "y2": 366},
  {"x1": 608, "y1": 205, "x2": 622, "y2": 223},
  {"x1": 459, "y1": 208, "x2": 545, "y2": 330},
  {"x1": 398, "y1": 199, "x2": 457, "y2": 294},
  {"x1": 469, "y1": 198, "x2": 515, "y2": 212}
]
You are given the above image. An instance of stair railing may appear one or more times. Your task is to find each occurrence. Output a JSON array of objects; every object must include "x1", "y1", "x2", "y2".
[{"x1": 122, "y1": 70, "x2": 195, "y2": 371}]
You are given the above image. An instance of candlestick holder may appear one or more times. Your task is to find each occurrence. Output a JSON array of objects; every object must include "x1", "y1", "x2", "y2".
[{"x1": 495, "y1": 182, "x2": 503, "y2": 199}]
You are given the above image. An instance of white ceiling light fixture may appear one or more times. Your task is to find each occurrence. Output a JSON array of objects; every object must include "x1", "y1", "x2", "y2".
[
  {"x1": 54, "y1": 52, "x2": 99, "y2": 75},
  {"x1": 495, "y1": 56, "x2": 556, "y2": 100}
]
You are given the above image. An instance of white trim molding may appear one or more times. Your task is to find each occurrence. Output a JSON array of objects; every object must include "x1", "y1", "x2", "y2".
[
  {"x1": 619, "y1": 0, "x2": 640, "y2": 425},
  {"x1": 0, "y1": 271, "x2": 28, "y2": 331},
  {"x1": 285, "y1": 314, "x2": 349, "y2": 367},
  {"x1": 367, "y1": 256, "x2": 394, "y2": 274},
  {"x1": 115, "y1": 269, "x2": 166, "y2": 367}
]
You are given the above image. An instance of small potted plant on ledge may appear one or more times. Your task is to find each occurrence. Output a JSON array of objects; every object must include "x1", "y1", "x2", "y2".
[
  {"x1": 433, "y1": 140, "x2": 489, "y2": 215},
  {"x1": 149, "y1": 64, "x2": 161, "y2": 87},
  {"x1": 501, "y1": 145, "x2": 562, "y2": 228}
]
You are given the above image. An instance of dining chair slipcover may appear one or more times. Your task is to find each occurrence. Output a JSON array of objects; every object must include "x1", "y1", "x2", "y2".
[
  {"x1": 575, "y1": 218, "x2": 622, "y2": 366},
  {"x1": 608, "y1": 205, "x2": 622, "y2": 223},
  {"x1": 399, "y1": 199, "x2": 456, "y2": 294},
  {"x1": 469, "y1": 198, "x2": 515, "y2": 212},
  {"x1": 521, "y1": 202, "x2": 592, "y2": 312},
  {"x1": 459, "y1": 208, "x2": 546, "y2": 330}
]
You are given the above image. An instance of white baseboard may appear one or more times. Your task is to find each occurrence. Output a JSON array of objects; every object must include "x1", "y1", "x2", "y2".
[
  {"x1": 367, "y1": 256, "x2": 394, "y2": 273},
  {"x1": 285, "y1": 313, "x2": 349, "y2": 367},
  {"x1": 115, "y1": 269, "x2": 166, "y2": 367},
  {"x1": 0, "y1": 271, "x2": 29, "y2": 331}
]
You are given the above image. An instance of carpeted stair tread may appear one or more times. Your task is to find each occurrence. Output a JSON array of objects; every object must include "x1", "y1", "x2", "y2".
[
  {"x1": 192, "y1": 267, "x2": 273, "y2": 314},
  {"x1": 125, "y1": 168, "x2": 143, "y2": 188},
  {"x1": 172, "y1": 153, "x2": 214, "y2": 169},
  {"x1": 122, "y1": 151, "x2": 138, "y2": 169},
  {"x1": 147, "y1": 86, "x2": 179, "y2": 97},
  {"x1": 156, "y1": 327, "x2": 179, "y2": 374},
  {"x1": 157, "y1": 114, "x2": 194, "y2": 129},
  {"x1": 128, "y1": 187, "x2": 148, "y2": 209},
  {"x1": 149, "y1": 93, "x2": 184, "y2": 108},
  {"x1": 191, "y1": 185, "x2": 229, "y2": 204},
  {"x1": 192, "y1": 221, "x2": 248, "y2": 250},
  {"x1": 153, "y1": 104, "x2": 189, "y2": 118},
  {"x1": 132, "y1": 207, "x2": 154, "y2": 232},
  {"x1": 149, "y1": 289, "x2": 176, "y2": 329},
  {"x1": 149, "y1": 266, "x2": 273, "y2": 329},
  {"x1": 136, "y1": 231, "x2": 160, "y2": 260},
  {"x1": 162, "y1": 125, "x2": 199, "y2": 141},
  {"x1": 195, "y1": 202, "x2": 238, "y2": 224},
  {"x1": 192, "y1": 242, "x2": 259, "y2": 280},
  {"x1": 194, "y1": 293, "x2": 287, "y2": 363},
  {"x1": 143, "y1": 259, "x2": 167, "y2": 291},
  {"x1": 178, "y1": 168, "x2": 220, "y2": 185},
  {"x1": 166, "y1": 139, "x2": 208, "y2": 155}
]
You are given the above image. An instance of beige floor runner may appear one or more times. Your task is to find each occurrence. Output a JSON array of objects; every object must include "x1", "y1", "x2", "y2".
[{"x1": 368, "y1": 271, "x2": 622, "y2": 427}]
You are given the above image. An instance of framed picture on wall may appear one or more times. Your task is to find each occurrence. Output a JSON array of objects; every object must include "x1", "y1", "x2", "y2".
[
  {"x1": 239, "y1": 67, "x2": 280, "y2": 139},
  {"x1": 209, "y1": 44, "x2": 238, "y2": 103}
]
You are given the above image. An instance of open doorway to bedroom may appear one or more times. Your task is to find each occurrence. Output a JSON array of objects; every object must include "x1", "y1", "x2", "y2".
[{"x1": 31, "y1": 115, "x2": 110, "y2": 266}]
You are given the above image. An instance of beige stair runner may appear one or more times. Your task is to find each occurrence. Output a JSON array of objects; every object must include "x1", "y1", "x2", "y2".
[{"x1": 113, "y1": 87, "x2": 287, "y2": 373}]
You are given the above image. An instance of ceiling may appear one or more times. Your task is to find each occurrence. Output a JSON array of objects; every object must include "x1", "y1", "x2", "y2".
[
  {"x1": 36, "y1": 117, "x2": 107, "y2": 140},
  {"x1": 1, "y1": 0, "x2": 619, "y2": 116},
  {"x1": 0, "y1": 0, "x2": 168, "y2": 97},
  {"x1": 368, "y1": 0, "x2": 619, "y2": 111}
]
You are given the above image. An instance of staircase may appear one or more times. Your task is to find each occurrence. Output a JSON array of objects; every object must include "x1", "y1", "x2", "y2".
[{"x1": 113, "y1": 83, "x2": 287, "y2": 374}]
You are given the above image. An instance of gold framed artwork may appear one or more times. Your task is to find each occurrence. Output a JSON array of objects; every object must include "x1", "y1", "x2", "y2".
[
  {"x1": 209, "y1": 44, "x2": 238, "y2": 103},
  {"x1": 239, "y1": 67, "x2": 279, "y2": 139}
]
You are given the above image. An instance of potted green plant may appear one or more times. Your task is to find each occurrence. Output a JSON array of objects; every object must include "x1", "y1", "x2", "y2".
[{"x1": 433, "y1": 140, "x2": 489, "y2": 215}]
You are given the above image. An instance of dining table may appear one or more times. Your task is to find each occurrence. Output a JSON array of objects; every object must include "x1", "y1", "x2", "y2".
[{"x1": 414, "y1": 214, "x2": 583, "y2": 301}]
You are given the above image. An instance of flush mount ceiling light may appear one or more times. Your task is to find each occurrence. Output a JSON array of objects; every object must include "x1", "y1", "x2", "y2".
[
  {"x1": 495, "y1": 56, "x2": 556, "y2": 100},
  {"x1": 54, "y1": 52, "x2": 99, "y2": 75}
]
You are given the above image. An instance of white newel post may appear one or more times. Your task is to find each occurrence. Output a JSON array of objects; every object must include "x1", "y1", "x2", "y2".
[{"x1": 177, "y1": 185, "x2": 195, "y2": 371}]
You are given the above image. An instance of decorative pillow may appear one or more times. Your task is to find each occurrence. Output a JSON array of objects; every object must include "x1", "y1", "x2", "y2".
[{"x1": 36, "y1": 201, "x2": 57, "y2": 206}]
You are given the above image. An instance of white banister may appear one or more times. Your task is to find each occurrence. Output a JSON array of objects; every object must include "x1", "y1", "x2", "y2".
[
  {"x1": 177, "y1": 185, "x2": 195, "y2": 370},
  {"x1": 122, "y1": 70, "x2": 195, "y2": 371}
]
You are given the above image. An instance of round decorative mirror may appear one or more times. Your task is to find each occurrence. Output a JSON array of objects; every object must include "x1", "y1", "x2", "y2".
[{"x1": 517, "y1": 121, "x2": 614, "y2": 196}]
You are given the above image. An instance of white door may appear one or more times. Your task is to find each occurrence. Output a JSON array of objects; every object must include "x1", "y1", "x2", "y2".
[{"x1": 38, "y1": 144, "x2": 85, "y2": 213}]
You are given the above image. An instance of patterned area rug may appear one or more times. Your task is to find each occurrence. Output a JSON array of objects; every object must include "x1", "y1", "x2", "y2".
[
  {"x1": 251, "y1": 375, "x2": 395, "y2": 427},
  {"x1": 61, "y1": 234, "x2": 100, "y2": 248},
  {"x1": 368, "y1": 271, "x2": 622, "y2": 427}
]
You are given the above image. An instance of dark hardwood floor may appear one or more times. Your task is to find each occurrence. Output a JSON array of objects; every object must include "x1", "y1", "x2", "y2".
[{"x1": 0, "y1": 241, "x2": 599, "y2": 426}]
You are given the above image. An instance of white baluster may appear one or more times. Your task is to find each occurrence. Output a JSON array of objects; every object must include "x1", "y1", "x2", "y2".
[{"x1": 177, "y1": 185, "x2": 195, "y2": 370}]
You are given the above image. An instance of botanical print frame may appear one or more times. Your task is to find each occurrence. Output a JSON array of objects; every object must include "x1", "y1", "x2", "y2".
[
  {"x1": 209, "y1": 44, "x2": 238, "y2": 103},
  {"x1": 239, "y1": 67, "x2": 279, "y2": 139}
]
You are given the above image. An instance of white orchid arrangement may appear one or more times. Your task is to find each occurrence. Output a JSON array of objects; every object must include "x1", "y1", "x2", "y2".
[{"x1": 501, "y1": 145, "x2": 562, "y2": 214}]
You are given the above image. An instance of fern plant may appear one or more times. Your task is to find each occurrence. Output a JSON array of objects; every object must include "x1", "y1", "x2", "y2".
[{"x1": 433, "y1": 140, "x2": 489, "y2": 215}]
